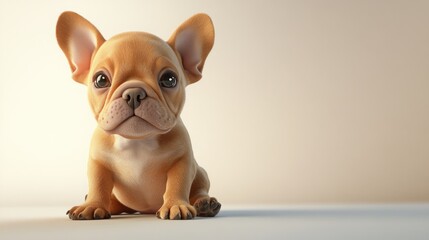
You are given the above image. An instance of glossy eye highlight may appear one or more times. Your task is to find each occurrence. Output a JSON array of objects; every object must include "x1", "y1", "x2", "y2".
[
  {"x1": 159, "y1": 70, "x2": 178, "y2": 88},
  {"x1": 93, "y1": 72, "x2": 111, "y2": 88}
]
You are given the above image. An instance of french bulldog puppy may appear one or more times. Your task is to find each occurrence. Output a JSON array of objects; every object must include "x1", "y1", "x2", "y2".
[{"x1": 56, "y1": 11, "x2": 220, "y2": 220}]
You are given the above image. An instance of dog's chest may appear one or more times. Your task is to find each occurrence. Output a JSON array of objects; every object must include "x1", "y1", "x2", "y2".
[
  {"x1": 102, "y1": 136, "x2": 168, "y2": 211},
  {"x1": 111, "y1": 136, "x2": 165, "y2": 179},
  {"x1": 109, "y1": 138, "x2": 171, "y2": 198}
]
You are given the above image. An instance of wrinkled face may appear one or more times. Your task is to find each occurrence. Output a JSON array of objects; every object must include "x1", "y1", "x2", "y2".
[
  {"x1": 87, "y1": 33, "x2": 186, "y2": 139},
  {"x1": 57, "y1": 12, "x2": 215, "y2": 139}
]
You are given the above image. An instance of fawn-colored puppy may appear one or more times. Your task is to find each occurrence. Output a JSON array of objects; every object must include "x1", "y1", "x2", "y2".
[{"x1": 56, "y1": 11, "x2": 220, "y2": 220}]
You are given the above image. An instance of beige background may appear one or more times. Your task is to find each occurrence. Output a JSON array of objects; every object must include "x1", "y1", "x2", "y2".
[{"x1": 0, "y1": 0, "x2": 428, "y2": 206}]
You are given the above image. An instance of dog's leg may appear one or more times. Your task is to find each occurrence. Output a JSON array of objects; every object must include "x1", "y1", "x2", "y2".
[
  {"x1": 67, "y1": 160, "x2": 113, "y2": 220},
  {"x1": 189, "y1": 166, "x2": 221, "y2": 217},
  {"x1": 156, "y1": 158, "x2": 197, "y2": 220}
]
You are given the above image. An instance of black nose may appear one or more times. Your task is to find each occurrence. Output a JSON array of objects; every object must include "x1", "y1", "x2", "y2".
[{"x1": 122, "y1": 88, "x2": 146, "y2": 109}]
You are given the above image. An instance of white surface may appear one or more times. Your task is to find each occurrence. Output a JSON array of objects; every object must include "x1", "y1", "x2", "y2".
[{"x1": 1, "y1": 204, "x2": 428, "y2": 240}]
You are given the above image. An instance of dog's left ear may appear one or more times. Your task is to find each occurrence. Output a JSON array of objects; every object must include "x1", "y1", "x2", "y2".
[{"x1": 168, "y1": 13, "x2": 214, "y2": 85}]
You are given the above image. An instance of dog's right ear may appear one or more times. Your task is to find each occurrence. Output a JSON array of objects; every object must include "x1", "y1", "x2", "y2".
[{"x1": 56, "y1": 11, "x2": 105, "y2": 84}]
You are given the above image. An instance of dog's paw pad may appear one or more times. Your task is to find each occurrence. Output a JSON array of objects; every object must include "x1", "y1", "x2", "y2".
[{"x1": 194, "y1": 197, "x2": 221, "y2": 217}]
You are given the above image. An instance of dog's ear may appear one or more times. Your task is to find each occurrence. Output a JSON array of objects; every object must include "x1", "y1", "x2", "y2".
[
  {"x1": 56, "y1": 11, "x2": 105, "y2": 84},
  {"x1": 168, "y1": 14, "x2": 214, "y2": 85}
]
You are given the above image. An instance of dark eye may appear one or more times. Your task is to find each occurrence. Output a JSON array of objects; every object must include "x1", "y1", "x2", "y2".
[
  {"x1": 159, "y1": 70, "x2": 178, "y2": 88},
  {"x1": 93, "y1": 72, "x2": 111, "y2": 88}
]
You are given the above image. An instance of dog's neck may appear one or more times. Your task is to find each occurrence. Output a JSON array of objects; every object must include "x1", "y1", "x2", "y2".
[{"x1": 113, "y1": 133, "x2": 160, "y2": 152}]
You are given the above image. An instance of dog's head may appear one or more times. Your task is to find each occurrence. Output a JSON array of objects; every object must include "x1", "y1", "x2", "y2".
[{"x1": 56, "y1": 11, "x2": 214, "y2": 139}]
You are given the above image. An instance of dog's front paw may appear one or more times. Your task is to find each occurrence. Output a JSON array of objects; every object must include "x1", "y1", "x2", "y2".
[
  {"x1": 156, "y1": 201, "x2": 197, "y2": 220},
  {"x1": 67, "y1": 204, "x2": 111, "y2": 220}
]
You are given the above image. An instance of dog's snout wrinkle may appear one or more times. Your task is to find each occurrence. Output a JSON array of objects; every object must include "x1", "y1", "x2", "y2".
[{"x1": 122, "y1": 88, "x2": 146, "y2": 110}]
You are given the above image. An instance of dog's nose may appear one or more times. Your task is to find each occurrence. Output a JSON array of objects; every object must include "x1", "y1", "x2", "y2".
[{"x1": 122, "y1": 88, "x2": 146, "y2": 109}]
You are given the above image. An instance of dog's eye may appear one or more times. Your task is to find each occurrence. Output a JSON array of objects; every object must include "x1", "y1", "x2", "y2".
[
  {"x1": 159, "y1": 70, "x2": 178, "y2": 88},
  {"x1": 93, "y1": 72, "x2": 111, "y2": 88}
]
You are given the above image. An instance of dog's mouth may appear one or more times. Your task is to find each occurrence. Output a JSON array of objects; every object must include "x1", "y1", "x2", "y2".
[
  {"x1": 108, "y1": 115, "x2": 167, "y2": 138},
  {"x1": 98, "y1": 97, "x2": 175, "y2": 134},
  {"x1": 122, "y1": 115, "x2": 160, "y2": 129}
]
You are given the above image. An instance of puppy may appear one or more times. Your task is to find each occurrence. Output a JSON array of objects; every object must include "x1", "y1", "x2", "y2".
[{"x1": 56, "y1": 11, "x2": 220, "y2": 220}]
